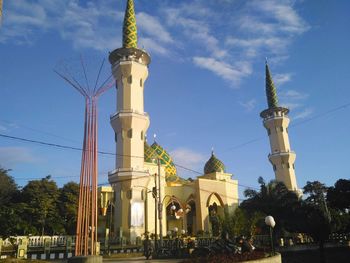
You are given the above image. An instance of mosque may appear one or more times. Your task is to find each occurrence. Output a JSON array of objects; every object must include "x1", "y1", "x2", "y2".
[{"x1": 98, "y1": 0, "x2": 300, "y2": 243}]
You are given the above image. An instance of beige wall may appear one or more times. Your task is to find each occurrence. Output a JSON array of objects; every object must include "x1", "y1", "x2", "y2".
[
  {"x1": 263, "y1": 111, "x2": 299, "y2": 192},
  {"x1": 109, "y1": 58, "x2": 152, "y2": 242},
  {"x1": 110, "y1": 60, "x2": 150, "y2": 171}
]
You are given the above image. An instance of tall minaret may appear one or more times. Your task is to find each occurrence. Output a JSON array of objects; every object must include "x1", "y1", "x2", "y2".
[
  {"x1": 108, "y1": 0, "x2": 151, "y2": 241},
  {"x1": 260, "y1": 61, "x2": 300, "y2": 192}
]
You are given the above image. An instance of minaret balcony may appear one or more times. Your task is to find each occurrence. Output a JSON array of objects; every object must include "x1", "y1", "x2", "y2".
[
  {"x1": 110, "y1": 110, "x2": 149, "y2": 120},
  {"x1": 109, "y1": 47, "x2": 151, "y2": 66},
  {"x1": 260, "y1": 107, "x2": 290, "y2": 119},
  {"x1": 269, "y1": 151, "x2": 296, "y2": 164},
  {"x1": 268, "y1": 150, "x2": 295, "y2": 157},
  {"x1": 108, "y1": 167, "x2": 150, "y2": 180}
]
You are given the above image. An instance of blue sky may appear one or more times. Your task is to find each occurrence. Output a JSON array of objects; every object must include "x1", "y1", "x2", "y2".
[{"x1": 0, "y1": 0, "x2": 349, "y2": 199}]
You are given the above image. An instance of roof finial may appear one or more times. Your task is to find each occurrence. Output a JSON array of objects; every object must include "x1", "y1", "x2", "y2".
[
  {"x1": 265, "y1": 60, "x2": 279, "y2": 109},
  {"x1": 211, "y1": 147, "x2": 214, "y2": 155},
  {"x1": 123, "y1": 0, "x2": 138, "y2": 48},
  {"x1": 153, "y1": 133, "x2": 157, "y2": 143}
]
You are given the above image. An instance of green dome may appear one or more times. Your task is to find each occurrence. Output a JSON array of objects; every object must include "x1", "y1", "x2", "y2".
[
  {"x1": 144, "y1": 141, "x2": 178, "y2": 182},
  {"x1": 204, "y1": 152, "x2": 225, "y2": 174},
  {"x1": 144, "y1": 141, "x2": 155, "y2": 163}
]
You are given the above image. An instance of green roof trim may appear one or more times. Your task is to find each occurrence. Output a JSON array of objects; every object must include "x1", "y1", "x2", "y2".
[
  {"x1": 122, "y1": 0, "x2": 138, "y2": 48},
  {"x1": 265, "y1": 62, "x2": 279, "y2": 109},
  {"x1": 204, "y1": 152, "x2": 226, "y2": 174}
]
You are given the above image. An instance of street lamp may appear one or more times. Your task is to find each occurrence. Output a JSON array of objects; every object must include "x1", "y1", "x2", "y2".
[
  {"x1": 173, "y1": 227, "x2": 178, "y2": 237},
  {"x1": 265, "y1": 215, "x2": 276, "y2": 256}
]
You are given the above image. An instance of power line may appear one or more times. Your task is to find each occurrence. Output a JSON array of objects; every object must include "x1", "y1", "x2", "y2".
[
  {"x1": 0, "y1": 132, "x2": 259, "y2": 190},
  {"x1": 0, "y1": 119, "x2": 80, "y2": 144},
  {"x1": 0, "y1": 133, "x2": 114, "y2": 157},
  {"x1": 222, "y1": 101, "x2": 350, "y2": 152},
  {"x1": 14, "y1": 173, "x2": 108, "y2": 181},
  {"x1": 2, "y1": 100, "x2": 350, "y2": 190},
  {"x1": 290, "y1": 101, "x2": 350, "y2": 128}
]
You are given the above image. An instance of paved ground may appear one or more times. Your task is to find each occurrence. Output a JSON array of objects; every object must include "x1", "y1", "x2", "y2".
[{"x1": 103, "y1": 257, "x2": 182, "y2": 263}]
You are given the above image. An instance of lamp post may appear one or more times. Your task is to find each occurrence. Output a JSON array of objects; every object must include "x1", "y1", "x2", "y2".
[
  {"x1": 157, "y1": 158, "x2": 163, "y2": 250},
  {"x1": 265, "y1": 215, "x2": 276, "y2": 256},
  {"x1": 153, "y1": 172, "x2": 158, "y2": 253}
]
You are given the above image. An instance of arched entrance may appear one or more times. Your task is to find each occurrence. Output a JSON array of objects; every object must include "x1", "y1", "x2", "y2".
[
  {"x1": 186, "y1": 200, "x2": 196, "y2": 235},
  {"x1": 165, "y1": 199, "x2": 183, "y2": 234},
  {"x1": 207, "y1": 193, "x2": 224, "y2": 236}
]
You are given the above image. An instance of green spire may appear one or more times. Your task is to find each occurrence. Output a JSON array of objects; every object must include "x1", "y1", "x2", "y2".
[
  {"x1": 123, "y1": 0, "x2": 138, "y2": 48},
  {"x1": 265, "y1": 61, "x2": 279, "y2": 109}
]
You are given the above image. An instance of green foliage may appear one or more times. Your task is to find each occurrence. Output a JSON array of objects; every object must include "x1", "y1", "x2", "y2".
[
  {"x1": 0, "y1": 168, "x2": 79, "y2": 237},
  {"x1": 327, "y1": 179, "x2": 350, "y2": 233},
  {"x1": 0, "y1": 168, "x2": 21, "y2": 238},
  {"x1": 327, "y1": 179, "x2": 350, "y2": 212},
  {"x1": 240, "y1": 178, "x2": 300, "y2": 236},
  {"x1": 58, "y1": 181, "x2": 79, "y2": 235},
  {"x1": 0, "y1": 168, "x2": 18, "y2": 205},
  {"x1": 221, "y1": 208, "x2": 263, "y2": 238},
  {"x1": 21, "y1": 175, "x2": 62, "y2": 235}
]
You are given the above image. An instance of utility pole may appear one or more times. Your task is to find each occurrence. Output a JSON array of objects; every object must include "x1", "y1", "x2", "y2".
[
  {"x1": 157, "y1": 158, "x2": 163, "y2": 249},
  {"x1": 153, "y1": 173, "x2": 158, "y2": 252},
  {"x1": 0, "y1": 0, "x2": 3, "y2": 25}
]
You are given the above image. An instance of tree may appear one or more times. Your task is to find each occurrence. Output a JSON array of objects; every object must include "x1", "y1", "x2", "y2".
[
  {"x1": 327, "y1": 179, "x2": 350, "y2": 212},
  {"x1": 0, "y1": 167, "x2": 21, "y2": 237},
  {"x1": 327, "y1": 179, "x2": 350, "y2": 233},
  {"x1": 221, "y1": 208, "x2": 263, "y2": 238},
  {"x1": 298, "y1": 181, "x2": 332, "y2": 263},
  {"x1": 21, "y1": 175, "x2": 63, "y2": 235},
  {"x1": 58, "y1": 181, "x2": 79, "y2": 235},
  {"x1": 240, "y1": 177, "x2": 300, "y2": 237},
  {"x1": 0, "y1": 168, "x2": 18, "y2": 205}
]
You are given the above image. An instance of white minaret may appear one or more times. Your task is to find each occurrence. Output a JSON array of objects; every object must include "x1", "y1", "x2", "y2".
[
  {"x1": 260, "y1": 62, "x2": 300, "y2": 193},
  {"x1": 108, "y1": 0, "x2": 151, "y2": 241}
]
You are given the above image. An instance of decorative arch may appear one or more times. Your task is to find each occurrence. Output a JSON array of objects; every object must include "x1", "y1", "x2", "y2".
[
  {"x1": 206, "y1": 192, "x2": 225, "y2": 207},
  {"x1": 186, "y1": 194, "x2": 196, "y2": 204},
  {"x1": 163, "y1": 195, "x2": 183, "y2": 209}
]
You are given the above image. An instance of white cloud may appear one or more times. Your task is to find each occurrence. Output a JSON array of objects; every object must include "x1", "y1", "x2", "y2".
[
  {"x1": 193, "y1": 57, "x2": 252, "y2": 86},
  {"x1": 293, "y1": 108, "x2": 313, "y2": 120},
  {"x1": 138, "y1": 12, "x2": 173, "y2": 44},
  {"x1": 0, "y1": 147, "x2": 39, "y2": 168},
  {"x1": 139, "y1": 37, "x2": 169, "y2": 56},
  {"x1": 281, "y1": 89, "x2": 308, "y2": 100},
  {"x1": 238, "y1": 16, "x2": 276, "y2": 35},
  {"x1": 170, "y1": 148, "x2": 206, "y2": 172},
  {"x1": 252, "y1": 0, "x2": 310, "y2": 34},
  {"x1": 274, "y1": 73, "x2": 292, "y2": 86},
  {"x1": 280, "y1": 102, "x2": 301, "y2": 110},
  {"x1": 57, "y1": 1, "x2": 123, "y2": 51},
  {"x1": 0, "y1": 121, "x2": 19, "y2": 132},
  {"x1": 164, "y1": 7, "x2": 226, "y2": 59},
  {"x1": 0, "y1": 0, "x2": 309, "y2": 85},
  {"x1": 280, "y1": 88, "x2": 310, "y2": 114},
  {"x1": 240, "y1": 99, "x2": 257, "y2": 112}
]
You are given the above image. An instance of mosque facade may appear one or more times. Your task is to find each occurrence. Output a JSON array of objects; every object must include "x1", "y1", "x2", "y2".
[
  {"x1": 97, "y1": 0, "x2": 300, "y2": 243},
  {"x1": 100, "y1": 0, "x2": 238, "y2": 242}
]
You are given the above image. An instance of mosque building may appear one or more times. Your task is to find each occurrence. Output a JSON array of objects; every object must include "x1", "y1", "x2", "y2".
[{"x1": 97, "y1": 0, "x2": 300, "y2": 243}]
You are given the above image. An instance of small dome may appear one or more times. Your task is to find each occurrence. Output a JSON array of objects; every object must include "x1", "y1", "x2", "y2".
[
  {"x1": 144, "y1": 141, "x2": 178, "y2": 182},
  {"x1": 204, "y1": 152, "x2": 225, "y2": 174}
]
